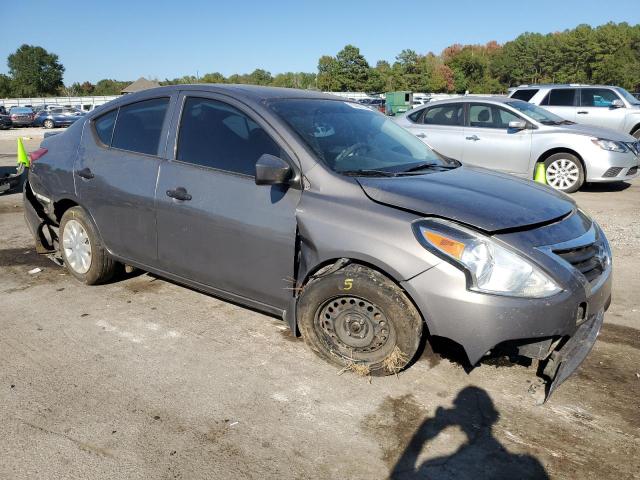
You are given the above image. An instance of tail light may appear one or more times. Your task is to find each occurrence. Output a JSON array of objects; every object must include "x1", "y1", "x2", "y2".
[{"x1": 29, "y1": 148, "x2": 48, "y2": 162}]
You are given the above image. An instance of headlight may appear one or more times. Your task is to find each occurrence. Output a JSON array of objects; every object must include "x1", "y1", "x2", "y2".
[
  {"x1": 414, "y1": 219, "x2": 561, "y2": 298},
  {"x1": 591, "y1": 138, "x2": 627, "y2": 153}
]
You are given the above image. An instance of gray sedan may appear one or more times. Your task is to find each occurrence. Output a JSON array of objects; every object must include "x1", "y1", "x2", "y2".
[
  {"x1": 24, "y1": 85, "x2": 611, "y2": 399},
  {"x1": 395, "y1": 97, "x2": 639, "y2": 192}
]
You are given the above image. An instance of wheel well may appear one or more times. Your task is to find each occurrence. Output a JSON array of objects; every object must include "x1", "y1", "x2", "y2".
[
  {"x1": 53, "y1": 199, "x2": 78, "y2": 224},
  {"x1": 535, "y1": 148, "x2": 586, "y2": 178},
  {"x1": 630, "y1": 123, "x2": 640, "y2": 136}
]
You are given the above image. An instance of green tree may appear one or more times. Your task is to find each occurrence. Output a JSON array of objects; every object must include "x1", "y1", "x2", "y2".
[
  {"x1": 333, "y1": 45, "x2": 371, "y2": 91},
  {"x1": 0, "y1": 74, "x2": 13, "y2": 97},
  {"x1": 8, "y1": 44, "x2": 64, "y2": 96},
  {"x1": 93, "y1": 79, "x2": 130, "y2": 95}
]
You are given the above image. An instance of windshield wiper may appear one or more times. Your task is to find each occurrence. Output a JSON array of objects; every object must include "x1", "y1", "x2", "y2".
[
  {"x1": 339, "y1": 169, "x2": 398, "y2": 177},
  {"x1": 401, "y1": 162, "x2": 457, "y2": 173}
]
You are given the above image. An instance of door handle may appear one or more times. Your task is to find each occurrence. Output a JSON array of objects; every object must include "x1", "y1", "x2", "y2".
[
  {"x1": 76, "y1": 167, "x2": 94, "y2": 179},
  {"x1": 166, "y1": 187, "x2": 192, "y2": 201},
  {"x1": 416, "y1": 133, "x2": 427, "y2": 138},
  {"x1": 465, "y1": 135, "x2": 480, "y2": 141},
  {"x1": 577, "y1": 111, "x2": 589, "y2": 114}
]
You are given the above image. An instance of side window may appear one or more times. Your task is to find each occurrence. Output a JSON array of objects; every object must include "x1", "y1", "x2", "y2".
[
  {"x1": 510, "y1": 89, "x2": 538, "y2": 102},
  {"x1": 541, "y1": 89, "x2": 576, "y2": 107},
  {"x1": 407, "y1": 109, "x2": 423, "y2": 123},
  {"x1": 177, "y1": 97, "x2": 281, "y2": 176},
  {"x1": 581, "y1": 88, "x2": 620, "y2": 107},
  {"x1": 422, "y1": 104, "x2": 463, "y2": 126},
  {"x1": 93, "y1": 109, "x2": 117, "y2": 146},
  {"x1": 111, "y1": 98, "x2": 169, "y2": 155},
  {"x1": 469, "y1": 105, "x2": 494, "y2": 128},
  {"x1": 495, "y1": 107, "x2": 521, "y2": 128}
]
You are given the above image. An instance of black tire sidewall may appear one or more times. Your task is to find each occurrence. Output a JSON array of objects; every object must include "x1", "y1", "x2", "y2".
[
  {"x1": 59, "y1": 206, "x2": 113, "y2": 284},
  {"x1": 544, "y1": 153, "x2": 584, "y2": 193},
  {"x1": 297, "y1": 264, "x2": 422, "y2": 375}
]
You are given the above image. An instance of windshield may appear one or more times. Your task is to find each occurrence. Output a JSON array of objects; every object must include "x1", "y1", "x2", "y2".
[
  {"x1": 268, "y1": 99, "x2": 452, "y2": 175},
  {"x1": 615, "y1": 87, "x2": 640, "y2": 105},
  {"x1": 506, "y1": 100, "x2": 569, "y2": 125}
]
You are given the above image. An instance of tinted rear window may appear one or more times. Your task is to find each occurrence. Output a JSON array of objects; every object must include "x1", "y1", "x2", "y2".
[
  {"x1": 510, "y1": 89, "x2": 538, "y2": 102},
  {"x1": 541, "y1": 89, "x2": 576, "y2": 106},
  {"x1": 94, "y1": 109, "x2": 117, "y2": 146},
  {"x1": 111, "y1": 98, "x2": 169, "y2": 155}
]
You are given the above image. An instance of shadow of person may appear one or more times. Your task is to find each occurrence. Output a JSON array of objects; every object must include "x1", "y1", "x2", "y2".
[{"x1": 390, "y1": 387, "x2": 549, "y2": 480}]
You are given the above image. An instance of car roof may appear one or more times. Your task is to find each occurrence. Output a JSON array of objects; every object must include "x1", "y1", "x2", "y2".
[
  {"x1": 421, "y1": 96, "x2": 511, "y2": 106},
  {"x1": 513, "y1": 84, "x2": 617, "y2": 89}
]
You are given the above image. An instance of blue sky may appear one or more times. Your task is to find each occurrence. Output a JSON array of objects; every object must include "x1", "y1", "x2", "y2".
[{"x1": 1, "y1": 0, "x2": 638, "y2": 84}]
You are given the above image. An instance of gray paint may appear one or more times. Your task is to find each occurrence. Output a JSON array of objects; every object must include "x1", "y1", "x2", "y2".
[{"x1": 26, "y1": 84, "x2": 612, "y2": 379}]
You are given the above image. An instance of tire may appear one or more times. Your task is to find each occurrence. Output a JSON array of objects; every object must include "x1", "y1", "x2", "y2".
[
  {"x1": 59, "y1": 206, "x2": 117, "y2": 284},
  {"x1": 544, "y1": 153, "x2": 584, "y2": 193},
  {"x1": 297, "y1": 263, "x2": 422, "y2": 376},
  {"x1": 632, "y1": 128, "x2": 640, "y2": 140},
  {"x1": 43, "y1": 119, "x2": 54, "y2": 129}
]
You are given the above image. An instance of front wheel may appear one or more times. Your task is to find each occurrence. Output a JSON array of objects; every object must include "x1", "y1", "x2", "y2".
[
  {"x1": 544, "y1": 153, "x2": 584, "y2": 193},
  {"x1": 59, "y1": 206, "x2": 118, "y2": 284},
  {"x1": 43, "y1": 119, "x2": 54, "y2": 129},
  {"x1": 297, "y1": 263, "x2": 422, "y2": 376}
]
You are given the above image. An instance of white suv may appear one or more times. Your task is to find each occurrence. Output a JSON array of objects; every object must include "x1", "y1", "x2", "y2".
[{"x1": 509, "y1": 84, "x2": 640, "y2": 139}]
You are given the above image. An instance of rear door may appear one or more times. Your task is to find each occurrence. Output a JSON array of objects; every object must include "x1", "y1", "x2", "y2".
[
  {"x1": 461, "y1": 103, "x2": 532, "y2": 176},
  {"x1": 75, "y1": 96, "x2": 174, "y2": 266},
  {"x1": 539, "y1": 88, "x2": 578, "y2": 122},
  {"x1": 578, "y1": 88, "x2": 627, "y2": 131},
  {"x1": 155, "y1": 92, "x2": 301, "y2": 310},
  {"x1": 404, "y1": 103, "x2": 465, "y2": 160}
]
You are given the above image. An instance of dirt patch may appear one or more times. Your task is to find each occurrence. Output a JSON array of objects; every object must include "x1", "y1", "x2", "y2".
[
  {"x1": 0, "y1": 248, "x2": 51, "y2": 269},
  {"x1": 122, "y1": 276, "x2": 164, "y2": 294},
  {"x1": 0, "y1": 202, "x2": 23, "y2": 215},
  {"x1": 279, "y1": 328, "x2": 301, "y2": 343},
  {"x1": 361, "y1": 394, "x2": 427, "y2": 468},
  {"x1": 598, "y1": 323, "x2": 640, "y2": 350}
]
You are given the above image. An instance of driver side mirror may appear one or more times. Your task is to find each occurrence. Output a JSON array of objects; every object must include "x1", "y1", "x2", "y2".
[
  {"x1": 508, "y1": 120, "x2": 527, "y2": 130},
  {"x1": 611, "y1": 99, "x2": 624, "y2": 109},
  {"x1": 255, "y1": 154, "x2": 292, "y2": 186}
]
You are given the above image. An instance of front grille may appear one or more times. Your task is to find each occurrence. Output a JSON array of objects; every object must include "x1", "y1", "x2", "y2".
[
  {"x1": 553, "y1": 243, "x2": 604, "y2": 283},
  {"x1": 628, "y1": 166, "x2": 638, "y2": 176},
  {"x1": 603, "y1": 167, "x2": 622, "y2": 178}
]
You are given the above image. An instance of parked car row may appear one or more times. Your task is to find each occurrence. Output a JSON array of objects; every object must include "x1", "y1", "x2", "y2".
[
  {"x1": 395, "y1": 84, "x2": 639, "y2": 193},
  {"x1": 0, "y1": 106, "x2": 85, "y2": 129}
]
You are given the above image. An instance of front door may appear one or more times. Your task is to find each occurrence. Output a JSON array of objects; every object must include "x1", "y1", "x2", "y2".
[
  {"x1": 75, "y1": 96, "x2": 173, "y2": 266},
  {"x1": 577, "y1": 88, "x2": 628, "y2": 131},
  {"x1": 462, "y1": 103, "x2": 532, "y2": 176},
  {"x1": 156, "y1": 93, "x2": 301, "y2": 310}
]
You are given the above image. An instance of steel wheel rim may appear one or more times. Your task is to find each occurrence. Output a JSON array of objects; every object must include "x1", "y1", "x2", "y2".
[
  {"x1": 63, "y1": 219, "x2": 92, "y2": 274},
  {"x1": 44, "y1": 120, "x2": 53, "y2": 128},
  {"x1": 315, "y1": 296, "x2": 396, "y2": 362},
  {"x1": 546, "y1": 159, "x2": 579, "y2": 190}
]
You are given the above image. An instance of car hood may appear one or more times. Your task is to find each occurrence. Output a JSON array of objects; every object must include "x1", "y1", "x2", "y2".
[
  {"x1": 559, "y1": 123, "x2": 636, "y2": 142},
  {"x1": 357, "y1": 166, "x2": 575, "y2": 233}
]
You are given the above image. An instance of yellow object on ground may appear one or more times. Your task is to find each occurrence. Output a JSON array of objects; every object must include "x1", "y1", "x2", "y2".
[
  {"x1": 534, "y1": 162, "x2": 547, "y2": 185},
  {"x1": 17, "y1": 137, "x2": 29, "y2": 168}
]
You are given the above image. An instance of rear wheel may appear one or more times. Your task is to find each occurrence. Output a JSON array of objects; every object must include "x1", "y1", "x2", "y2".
[
  {"x1": 297, "y1": 263, "x2": 422, "y2": 376},
  {"x1": 544, "y1": 153, "x2": 584, "y2": 193},
  {"x1": 43, "y1": 119, "x2": 54, "y2": 129},
  {"x1": 59, "y1": 206, "x2": 117, "y2": 284}
]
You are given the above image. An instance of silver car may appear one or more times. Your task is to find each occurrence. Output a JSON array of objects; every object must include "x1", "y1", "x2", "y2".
[
  {"x1": 395, "y1": 97, "x2": 639, "y2": 192},
  {"x1": 508, "y1": 84, "x2": 640, "y2": 139}
]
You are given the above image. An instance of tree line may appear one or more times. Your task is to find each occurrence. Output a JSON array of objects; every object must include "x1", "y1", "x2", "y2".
[{"x1": 1, "y1": 22, "x2": 639, "y2": 98}]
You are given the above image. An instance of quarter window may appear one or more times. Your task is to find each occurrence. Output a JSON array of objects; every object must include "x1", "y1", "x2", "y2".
[
  {"x1": 580, "y1": 88, "x2": 620, "y2": 107},
  {"x1": 541, "y1": 89, "x2": 576, "y2": 107},
  {"x1": 176, "y1": 97, "x2": 281, "y2": 176},
  {"x1": 93, "y1": 109, "x2": 117, "y2": 146},
  {"x1": 111, "y1": 98, "x2": 169, "y2": 156},
  {"x1": 510, "y1": 89, "x2": 538, "y2": 102},
  {"x1": 422, "y1": 104, "x2": 464, "y2": 126}
]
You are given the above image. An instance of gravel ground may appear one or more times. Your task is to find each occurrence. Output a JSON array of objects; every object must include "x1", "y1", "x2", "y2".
[{"x1": 0, "y1": 133, "x2": 638, "y2": 480}]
